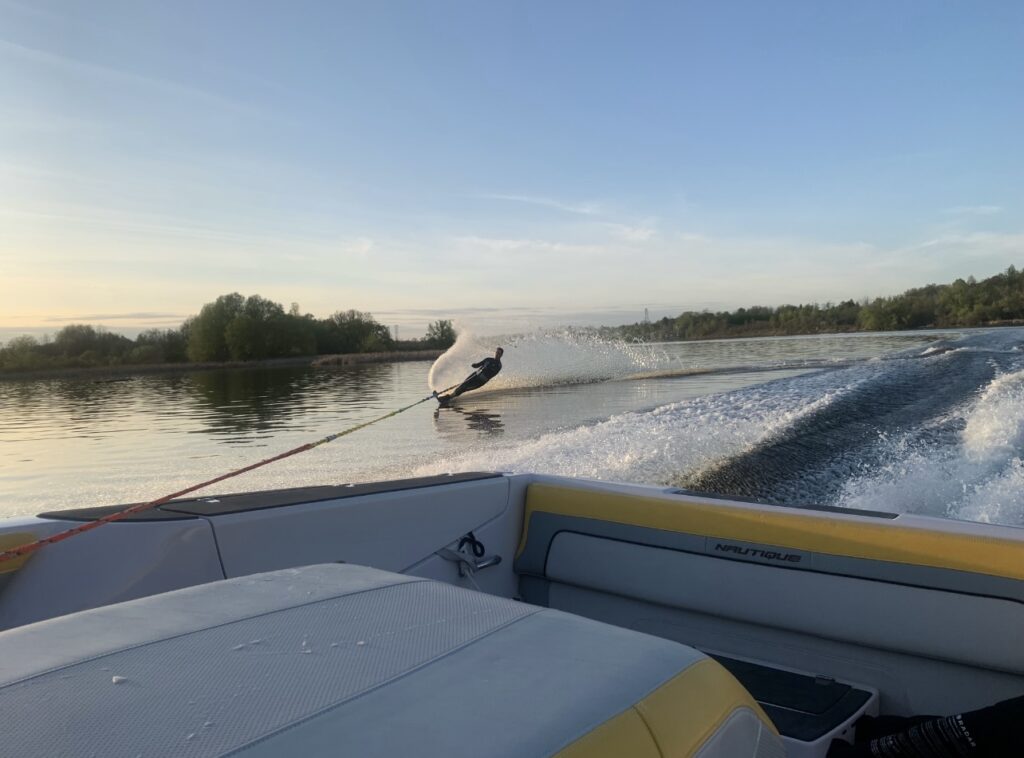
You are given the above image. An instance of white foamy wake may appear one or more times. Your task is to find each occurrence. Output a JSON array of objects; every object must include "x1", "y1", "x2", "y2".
[
  {"x1": 414, "y1": 370, "x2": 855, "y2": 485},
  {"x1": 838, "y1": 368, "x2": 1024, "y2": 525},
  {"x1": 427, "y1": 329, "x2": 674, "y2": 393}
]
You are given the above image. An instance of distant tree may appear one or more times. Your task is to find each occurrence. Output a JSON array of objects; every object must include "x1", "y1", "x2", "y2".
[
  {"x1": 268, "y1": 313, "x2": 317, "y2": 357},
  {"x1": 53, "y1": 325, "x2": 99, "y2": 356},
  {"x1": 424, "y1": 320, "x2": 456, "y2": 348},
  {"x1": 318, "y1": 310, "x2": 394, "y2": 354},
  {"x1": 597, "y1": 262, "x2": 1024, "y2": 342},
  {"x1": 51, "y1": 324, "x2": 133, "y2": 365},
  {"x1": 187, "y1": 293, "x2": 245, "y2": 361},
  {"x1": 223, "y1": 295, "x2": 286, "y2": 360},
  {"x1": 135, "y1": 328, "x2": 189, "y2": 363},
  {"x1": 128, "y1": 344, "x2": 162, "y2": 364},
  {"x1": 0, "y1": 335, "x2": 43, "y2": 370}
]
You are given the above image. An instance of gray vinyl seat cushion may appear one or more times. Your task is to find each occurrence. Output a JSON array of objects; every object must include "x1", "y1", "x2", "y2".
[{"x1": 0, "y1": 563, "x2": 781, "y2": 757}]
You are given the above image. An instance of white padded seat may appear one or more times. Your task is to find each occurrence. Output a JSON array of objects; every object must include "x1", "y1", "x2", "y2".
[{"x1": 0, "y1": 564, "x2": 781, "y2": 757}]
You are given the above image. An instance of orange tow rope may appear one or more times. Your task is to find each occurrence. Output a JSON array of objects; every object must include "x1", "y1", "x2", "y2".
[{"x1": 0, "y1": 384, "x2": 458, "y2": 565}]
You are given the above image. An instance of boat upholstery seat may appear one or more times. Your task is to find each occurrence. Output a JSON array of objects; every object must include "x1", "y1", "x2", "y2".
[
  {"x1": 515, "y1": 483, "x2": 1024, "y2": 674},
  {"x1": 0, "y1": 563, "x2": 782, "y2": 757}
]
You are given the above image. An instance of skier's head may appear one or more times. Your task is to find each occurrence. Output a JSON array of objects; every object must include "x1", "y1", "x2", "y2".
[{"x1": 495, "y1": 347, "x2": 504, "y2": 358}]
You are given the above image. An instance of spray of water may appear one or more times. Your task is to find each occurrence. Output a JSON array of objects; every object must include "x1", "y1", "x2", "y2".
[{"x1": 428, "y1": 328, "x2": 675, "y2": 393}]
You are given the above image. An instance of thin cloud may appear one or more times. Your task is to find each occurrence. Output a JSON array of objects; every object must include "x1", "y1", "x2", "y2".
[
  {"x1": 0, "y1": 38, "x2": 258, "y2": 116},
  {"x1": 479, "y1": 193, "x2": 602, "y2": 216},
  {"x1": 913, "y1": 232, "x2": 1024, "y2": 252},
  {"x1": 340, "y1": 237, "x2": 374, "y2": 258},
  {"x1": 602, "y1": 222, "x2": 657, "y2": 242},
  {"x1": 44, "y1": 312, "x2": 184, "y2": 322},
  {"x1": 451, "y1": 235, "x2": 607, "y2": 260},
  {"x1": 0, "y1": 0, "x2": 68, "y2": 24},
  {"x1": 1, "y1": 205, "x2": 334, "y2": 251},
  {"x1": 944, "y1": 205, "x2": 1003, "y2": 217}
]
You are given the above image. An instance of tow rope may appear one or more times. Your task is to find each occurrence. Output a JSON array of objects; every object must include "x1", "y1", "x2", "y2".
[{"x1": 0, "y1": 383, "x2": 459, "y2": 565}]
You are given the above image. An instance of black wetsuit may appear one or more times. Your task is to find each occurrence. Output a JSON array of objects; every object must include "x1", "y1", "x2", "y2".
[
  {"x1": 827, "y1": 695, "x2": 1024, "y2": 758},
  {"x1": 449, "y1": 356, "x2": 502, "y2": 398}
]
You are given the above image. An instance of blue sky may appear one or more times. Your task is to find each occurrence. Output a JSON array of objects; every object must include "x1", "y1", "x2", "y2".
[{"x1": 2, "y1": 0, "x2": 1022, "y2": 339}]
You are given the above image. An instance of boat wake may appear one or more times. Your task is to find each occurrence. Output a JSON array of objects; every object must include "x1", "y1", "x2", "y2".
[
  {"x1": 419, "y1": 328, "x2": 1024, "y2": 526},
  {"x1": 837, "y1": 365, "x2": 1024, "y2": 525}
]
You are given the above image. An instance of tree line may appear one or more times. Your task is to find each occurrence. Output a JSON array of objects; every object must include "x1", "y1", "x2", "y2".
[
  {"x1": 601, "y1": 266, "x2": 1024, "y2": 342},
  {"x1": 5, "y1": 267, "x2": 1024, "y2": 373},
  {"x1": 0, "y1": 293, "x2": 457, "y2": 373}
]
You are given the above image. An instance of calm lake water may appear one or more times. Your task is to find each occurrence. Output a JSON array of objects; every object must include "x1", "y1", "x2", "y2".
[{"x1": 9, "y1": 328, "x2": 1021, "y2": 525}]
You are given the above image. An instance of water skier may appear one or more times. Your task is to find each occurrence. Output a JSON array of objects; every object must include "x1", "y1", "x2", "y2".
[{"x1": 436, "y1": 347, "x2": 503, "y2": 405}]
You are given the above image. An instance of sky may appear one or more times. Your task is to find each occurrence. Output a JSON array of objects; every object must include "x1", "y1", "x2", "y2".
[{"x1": 1, "y1": 0, "x2": 1022, "y2": 340}]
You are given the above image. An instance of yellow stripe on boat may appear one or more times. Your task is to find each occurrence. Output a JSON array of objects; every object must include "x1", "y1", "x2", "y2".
[
  {"x1": 520, "y1": 484, "x2": 1024, "y2": 581},
  {"x1": 0, "y1": 533, "x2": 37, "y2": 575},
  {"x1": 556, "y1": 706, "x2": 659, "y2": 758},
  {"x1": 556, "y1": 658, "x2": 776, "y2": 757}
]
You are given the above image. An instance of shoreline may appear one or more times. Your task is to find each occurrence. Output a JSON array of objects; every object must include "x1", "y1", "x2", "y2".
[
  {"x1": 311, "y1": 349, "x2": 443, "y2": 367},
  {"x1": 4, "y1": 321, "x2": 1021, "y2": 382},
  {"x1": 603, "y1": 320, "x2": 1024, "y2": 343},
  {"x1": 0, "y1": 350, "x2": 445, "y2": 382}
]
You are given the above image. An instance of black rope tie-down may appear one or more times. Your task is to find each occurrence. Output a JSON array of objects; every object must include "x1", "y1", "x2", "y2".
[
  {"x1": 437, "y1": 531, "x2": 502, "y2": 585},
  {"x1": 458, "y1": 531, "x2": 486, "y2": 558}
]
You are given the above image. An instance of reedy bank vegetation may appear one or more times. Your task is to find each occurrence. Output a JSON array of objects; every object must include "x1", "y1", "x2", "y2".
[
  {"x1": 0, "y1": 293, "x2": 456, "y2": 373},
  {"x1": 602, "y1": 266, "x2": 1024, "y2": 342}
]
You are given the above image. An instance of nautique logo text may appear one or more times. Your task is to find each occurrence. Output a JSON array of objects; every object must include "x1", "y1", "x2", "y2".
[{"x1": 713, "y1": 543, "x2": 803, "y2": 563}]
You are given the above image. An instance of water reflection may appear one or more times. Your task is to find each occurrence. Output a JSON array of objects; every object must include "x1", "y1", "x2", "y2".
[
  {"x1": 433, "y1": 405, "x2": 505, "y2": 436},
  {"x1": 183, "y1": 365, "x2": 393, "y2": 441},
  {"x1": 0, "y1": 377, "x2": 148, "y2": 443}
]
